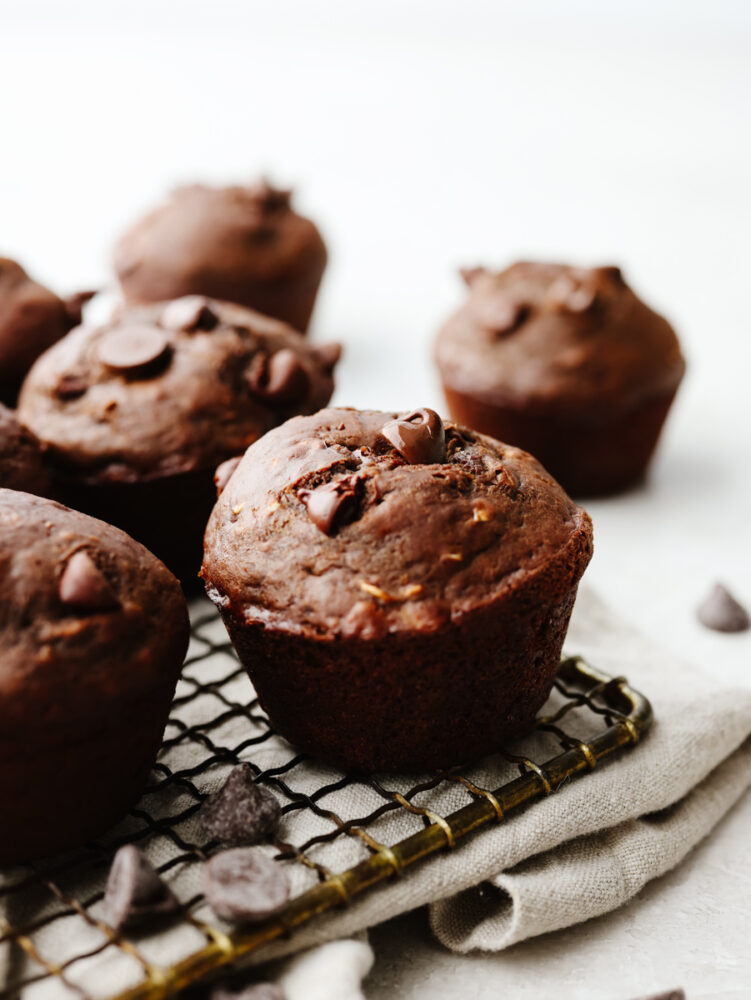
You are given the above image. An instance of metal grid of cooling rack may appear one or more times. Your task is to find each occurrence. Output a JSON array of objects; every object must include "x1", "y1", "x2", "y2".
[{"x1": 0, "y1": 600, "x2": 652, "y2": 1000}]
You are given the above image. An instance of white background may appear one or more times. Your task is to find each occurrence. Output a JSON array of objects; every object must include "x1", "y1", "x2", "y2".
[{"x1": 2, "y1": 2, "x2": 750, "y2": 997}]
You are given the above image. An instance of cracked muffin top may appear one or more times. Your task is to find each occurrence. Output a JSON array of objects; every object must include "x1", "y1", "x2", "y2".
[
  {"x1": 436, "y1": 262, "x2": 685, "y2": 415},
  {"x1": 17, "y1": 296, "x2": 339, "y2": 484},
  {"x1": 201, "y1": 407, "x2": 593, "y2": 638}
]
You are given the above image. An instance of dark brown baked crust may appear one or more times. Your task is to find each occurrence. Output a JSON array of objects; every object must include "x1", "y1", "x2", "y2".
[
  {"x1": 113, "y1": 180, "x2": 327, "y2": 332},
  {"x1": 17, "y1": 297, "x2": 339, "y2": 580},
  {"x1": 0, "y1": 403, "x2": 52, "y2": 496},
  {"x1": 436, "y1": 263, "x2": 685, "y2": 495},
  {"x1": 0, "y1": 489, "x2": 189, "y2": 863},
  {"x1": 0, "y1": 258, "x2": 84, "y2": 406},
  {"x1": 202, "y1": 407, "x2": 593, "y2": 770}
]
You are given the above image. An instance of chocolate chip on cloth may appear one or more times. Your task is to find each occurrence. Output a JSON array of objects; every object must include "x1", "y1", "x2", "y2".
[
  {"x1": 17, "y1": 297, "x2": 339, "y2": 582},
  {"x1": 697, "y1": 583, "x2": 749, "y2": 633},
  {"x1": 201, "y1": 407, "x2": 593, "y2": 771},
  {"x1": 203, "y1": 848, "x2": 290, "y2": 923},
  {"x1": 0, "y1": 257, "x2": 90, "y2": 406},
  {"x1": 0, "y1": 489, "x2": 189, "y2": 864},
  {"x1": 103, "y1": 845, "x2": 179, "y2": 930},
  {"x1": 435, "y1": 262, "x2": 686, "y2": 496},
  {"x1": 113, "y1": 179, "x2": 327, "y2": 333},
  {"x1": 199, "y1": 764, "x2": 282, "y2": 845},
  {"x1": 0, "y1": 402, "x2": 53, "y2": 496}
]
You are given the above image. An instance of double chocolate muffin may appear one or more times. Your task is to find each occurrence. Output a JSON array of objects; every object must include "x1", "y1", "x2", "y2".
[
  {"x1": 202, "y1": 406, "x2": 593, "y2": 772},
  {"x1": 18, "y1": 297, "x2": 339, "y2": 582},
  {"x1": 436, "y1": 263, "x2": 686, "y2": 496},
  {"x1": 113, "y1": 180, "x2": 327, "y2": 333},
  {"x1": 0, "y1": 490, "x2": 189, "y2": 863},
  {"x1": 0, "y1": 403, "x2": 52, "y2": 496},
  {"x1": 0, "y1": 257, "x2": 89, "y2": 406}
]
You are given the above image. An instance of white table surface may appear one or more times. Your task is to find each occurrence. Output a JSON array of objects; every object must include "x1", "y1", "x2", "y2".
[{"x1": 2, "y1": 3, "x2": 750, "y2": 997}]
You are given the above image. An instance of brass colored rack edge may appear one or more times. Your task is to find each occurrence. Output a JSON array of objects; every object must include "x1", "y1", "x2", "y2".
[{"x1": 112, "y1": 659, "x2": 652, "y2": 1000}]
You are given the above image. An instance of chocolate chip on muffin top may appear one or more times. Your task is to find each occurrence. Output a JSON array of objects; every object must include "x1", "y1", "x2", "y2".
[
  {"x1": 17, "y1": 297, "x2": 339, "y2": 484},
  {"x1": 202, "y1": 407, "x2": 587, "y2": 638}
]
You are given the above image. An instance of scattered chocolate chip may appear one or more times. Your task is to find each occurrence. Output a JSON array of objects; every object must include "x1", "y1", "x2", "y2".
[
  {"x1": 54, "y1": 374, "x2": 88, "y2": 400},
  {"x1": 379, "y1": 408, "x2": 446, "y2": 465},
  {"x1": 245, "y1": 349, "x2": 309, "y2": 405},
  {"x1": 459, "y1": 266, "x2": 487, "y2": 287},
  {"x1": 212, "y1": 983, "x2": 284, "y2": 1000},
  {"x1": 300, "y1": 475, "x2": 362, "y2": 535},
  {"x1": 310, "y1": 341, "x2": 342, "y2": 375},
  {"x1": 202, "y1": 848, "x2": 290, "y2": 923},
  {"x1": 161, "y1": 296, "x2": 218, "y2": 332},
  {"x1": 63, "y1": 289, "x2": 97, "y2": 326},
  {"x1": 98, "y1": 326, "x2": 171, "y2": 375},
  {"x1": 215, "y1": 456, "x2": 243, "y2": 496},
  {"x1": 697, "y1": 583, "x2": 749, "y2": 633},
  {"x1": 471, "y1": 292, "x2": 526, "y2": 334},
  {"x1": 103, "y1": 845, "x2": 179, "y2": 930},
  {"x1": 627, "y1": 991, "x2": 685, "y2": 1000},
  {"x1": 58, "y1": 551, "x2": 120, "y2": 612},
  {"x1": 199, "y1": 764, "x2": 281, "y2": 846}
]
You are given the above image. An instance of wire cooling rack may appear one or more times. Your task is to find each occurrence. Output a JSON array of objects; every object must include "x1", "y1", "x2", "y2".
[{"x1": 0, "y1": 599, "x2": 652, "y2": 1000}]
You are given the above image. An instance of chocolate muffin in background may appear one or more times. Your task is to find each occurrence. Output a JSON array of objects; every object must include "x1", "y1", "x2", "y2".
[
  {"x1": 435, "y1": 262, "x2": 686, "y2": 497},
  {"x1": 113, "y1": 179, "x2": 327, "y2": 333},
  {"x1": 0, "y1": 257, "x2": 91, "y2": 406},
  {"x1": 0, "y1": 402, "x2": 52, "y2": 496},
  {"x1": 18, "y1": 296, "x2": 340, "y2": 583},
  {"x1": 0, "y1": 489, "x2": 189, "y2": 864},
  {"x1": 202, "y1": 406, "x2": 593, "y2": 772}
]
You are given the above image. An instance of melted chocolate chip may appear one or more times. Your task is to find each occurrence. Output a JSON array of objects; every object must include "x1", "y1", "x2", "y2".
[
  {"x1": 161, "y1": 296, "x2": 218, "y2": 332},
  {"x1": 98, "y1": 326, "x2": 171, "y2": 375},
  {"x1": 300, "y1": 475, "x2": 362, "y2": 535},
  {"x1": 245, "y1": 349, "x2": 309, "y2": 405},
  {"x1": 199, "y1": 764, "x2": 281, "y2": 846},
  {"x1": 202, "y1": 847, "x2": 290, "y2": 923},
  {"x1": 104, "y1": 845, "x2": 179, "y2": 930},
  {"x1": 58, "y1": 551, "x2": 120, "y2": 612},
  {"x1": 215, "y1": 456, "x2": 243, "y2": 496},
  {"x1": 379, "y1": 409, "x2": 446, "y2": 465},
  {"x1": 696, "y1": 584, "x2": 749, "y2": 633},
  {"x1": 310, "y1": 341, "x2": 342, "y2": 375},
  {"x1": 54, "y1": 374, "x2": 88, "y2": 400}
]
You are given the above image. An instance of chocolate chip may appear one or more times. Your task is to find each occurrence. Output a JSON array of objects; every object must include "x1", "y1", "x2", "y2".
[
  {"x1": 161, "y1": 296, "x2": 218, "y2": 332},
  {"x1": 300, "y1": 475, "x2": 362, "y2": 535},
  {"x1": 215, "y1": 456, "x2": 243, "y2": 496},
  {"x1": 627, "y1": 991, "x2": 685, "y2": 1000},
  {"x1": 248, "y1": 179, "x2": 292, "y2": 212},
  {"x1": 63, "y1": 289, "x2": 97, "y2": 327},
  {"x1": 379, "y1": 409, "x2": 446, "y2": 465},
  {"x1": 549, "y1": 276, "x2": 597, "y2": 314},
  {"x1": 103, "y1": 845, "x2": 179, "y2": 930},
  {"x1": 211, "y1": 983, "x2": 284, "y2": 1000},
  {"x1": 54, "y1": 374, "x2": 88, "y2": 400},
  {"x1": 472, "y1": 292, "x2": 525, "y2": 334},
  {"x1": 696, "y1": 584, "x2": 749, "y2": 633},
  {"x1": 459, "y1": 266, "x2": 487, "y2": 287},
  {"x1": 58, "y1": 551, "x2": 120, "y2": 612},
  {"x1": 98, "y1": 326, "x2": 171, "y2": 375},
  {"x1": 310, "y1": 341, "x2": 342, "y2": 375},
  {"x1": 246, "y1": 349, "x2": 309, "y2": 405},
  {"x1": 203, "y1": 848, "x2": 290, "y2": 923},
  {"x1": 199, "y1": 764, "x2": 281, "y2": 846}
]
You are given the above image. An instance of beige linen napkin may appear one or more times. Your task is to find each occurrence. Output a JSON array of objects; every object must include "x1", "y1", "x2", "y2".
[{"x1": 4, "y1": 587, "x2": 751, "y2": 998}]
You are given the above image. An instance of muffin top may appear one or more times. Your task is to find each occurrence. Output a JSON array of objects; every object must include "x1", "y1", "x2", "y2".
[
  {"x1": 18, "y1": 297, "x2": 339, "y2": 484},
  {"x1": 0, "y1": 403, "x2": 52, "y2": 496},
  {"x1": 202, "y1": 407, "x2": 593, "y2": 638},
  {"x1": 0, "y1": 489, "x2": 189, "y2": 742},
  {"x1": 113, "y1": 180, "x2": 327, "y2": 307},
  {"x1": 435, "y1": 262, "x2": 685, "y2": 415},
  {"x1": 0, "y1": 257, "x2": 85, "y2": 404}
]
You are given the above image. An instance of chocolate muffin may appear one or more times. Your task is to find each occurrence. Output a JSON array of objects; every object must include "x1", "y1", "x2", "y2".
[
  {"x1": 17, "y1": 297, "x2": 339, "y2": 583},
  {"x1": 0, "y1": 489, "x2": 189, "y2": 863},
  {"x1": 201, "y1": 407, "x2": 593, "y2": 772},
  {"x1": 113, "y1": 180, "x2": 327, "y2": 333},
  {"x1": 435, "y1": 263, "x2": 686, "y2": 496},
  {"x1": 0, "y1": 257, "x2": 89, "y2": 406},
  {"x1": 0, "y1": 402, "x2": 52, "y2": 496}
]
